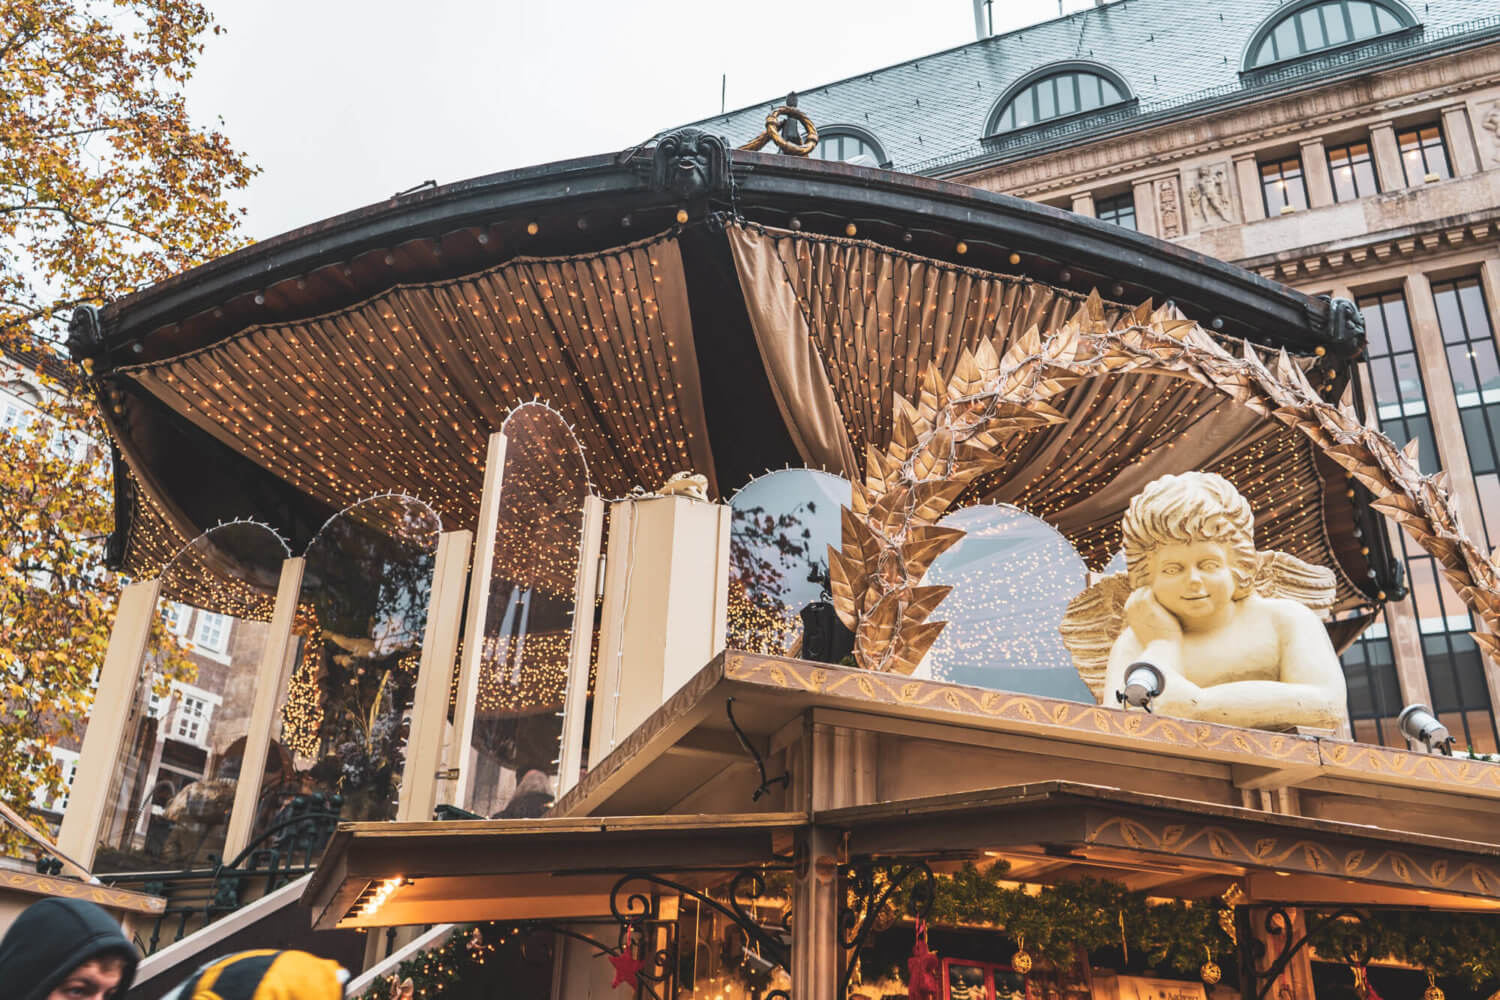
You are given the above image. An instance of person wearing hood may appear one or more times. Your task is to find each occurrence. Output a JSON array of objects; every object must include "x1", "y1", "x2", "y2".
[{"x1": 0, "y1": 897, "x2": 139, "y2": 1000}]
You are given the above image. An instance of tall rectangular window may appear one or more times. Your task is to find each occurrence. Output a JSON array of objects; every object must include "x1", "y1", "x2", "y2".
[
  {"x1": 1359, "y1": 289, "x2": 1498, "y2": 752},
  {"x1": 1260, "y1": 157, "x2": 1309, "y2": 215},
  {"x1": 1094, "y1": 192, "x2": 1136, "y2": 230},
  {"x1": 1340, "y1": 613, "x2": 1404, "y2": 747},
  {"x1": 1327, "y1": 141, "x2": 1379, "y2": 202},
  {"x1": 1397, "y1": 123, "x2": 1451, "y2": 186},
  {"x1": 1433, "y1": 276, "x2": 1500, "y2": 544}
]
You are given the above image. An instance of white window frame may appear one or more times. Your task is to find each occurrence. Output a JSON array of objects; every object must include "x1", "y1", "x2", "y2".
[{"x1": 191, "y1": 610, "x2": 230, "y2": 655}]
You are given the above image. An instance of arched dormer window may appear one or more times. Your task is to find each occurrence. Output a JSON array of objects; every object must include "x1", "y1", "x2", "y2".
[
  {"x1": 813, "y1": 127, "x2": 889, "y2": 168},
  {"x1": 1245, "y1": 0, "x2": 1417, "y2": 69},
  {"x1": 988, "y1": 63, "x2": 1132, "y2": 135}
]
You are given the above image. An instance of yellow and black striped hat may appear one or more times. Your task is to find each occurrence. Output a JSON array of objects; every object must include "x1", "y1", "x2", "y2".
[{"x1": 165, "y1": 949, "x2": 348, "y2": 1000}]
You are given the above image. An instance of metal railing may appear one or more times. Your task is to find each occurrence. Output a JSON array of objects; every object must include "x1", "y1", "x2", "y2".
[{"x1": 100, "y1": 794, "x2": 342, "y2": 955}]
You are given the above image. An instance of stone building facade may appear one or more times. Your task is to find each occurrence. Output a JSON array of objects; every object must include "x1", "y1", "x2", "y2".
[{"x1": 694, "y1": 0, "x2": 1500, "y2": 753}]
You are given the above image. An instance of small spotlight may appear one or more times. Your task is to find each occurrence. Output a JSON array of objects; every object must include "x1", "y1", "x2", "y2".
[
  {"x1": 1116, "y1": 662, "x2": 1164, "y2": 712},
  {"x1": 1399, "y1": 704, "x2": 1454, "y2": 755}
]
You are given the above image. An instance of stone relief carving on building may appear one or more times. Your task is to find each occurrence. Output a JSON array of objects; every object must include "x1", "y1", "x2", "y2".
[
  {"x1": 1187, "y1": 164, "x2": 1233, "y2": 226},
  {"x1": 1482, "y1": 101, "x2": 1500, "y2": 164},
  {"x1": 1157, "y1": 176, "x2": 1182, "y2": 238}
]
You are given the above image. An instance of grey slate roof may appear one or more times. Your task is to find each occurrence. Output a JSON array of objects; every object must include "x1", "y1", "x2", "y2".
[{"x1": 682, "y1": 0, "x2": 1500, "y2": 176}]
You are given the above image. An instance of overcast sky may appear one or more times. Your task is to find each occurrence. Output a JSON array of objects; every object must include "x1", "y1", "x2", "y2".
[{"x1": 186, "y1": 0, "x2": 1092, "y2": 241}]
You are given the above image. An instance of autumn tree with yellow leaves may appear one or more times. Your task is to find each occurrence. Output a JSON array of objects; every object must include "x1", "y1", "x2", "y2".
[{"x1": 1, "y1": 0, "x2": 254, "y2": 844}]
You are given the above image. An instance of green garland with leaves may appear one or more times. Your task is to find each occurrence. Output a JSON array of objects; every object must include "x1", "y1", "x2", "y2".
[
  {"x1": 890, "y1": 861, "x2": 1232, "y2": 975},
  {"x1": 1309, "y1": 909, "x2": 1500, "y2": 988}
]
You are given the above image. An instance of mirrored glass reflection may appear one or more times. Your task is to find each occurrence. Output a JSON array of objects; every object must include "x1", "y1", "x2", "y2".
[
  {"x1": 727, "y1": 469, "x2": 849, "y2": 655},
  {"x1": 921, "y1": 504, "x2": 1092, "y2": 701}
]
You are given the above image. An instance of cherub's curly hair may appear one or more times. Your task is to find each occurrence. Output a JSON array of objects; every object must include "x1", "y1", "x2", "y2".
[{"x1": 1121, "y1": 472, "x2": 1256, "y2": 599}]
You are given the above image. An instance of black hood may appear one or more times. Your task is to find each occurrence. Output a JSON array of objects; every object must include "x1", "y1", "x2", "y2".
[{"x1": 0, "y1": 897, "x2": 139, "y2": 1000}]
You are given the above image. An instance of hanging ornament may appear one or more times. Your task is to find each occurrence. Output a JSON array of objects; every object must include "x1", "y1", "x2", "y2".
[
  {"x1": 1201, "y1": 945, "x2": 1222, "y2": 986},
  {"x1": 1352, "y1": 964, "x2": 1385, "y2": 1000},
  {"x1": 386, "y1": 976, "x2": 414, "y2": 1000},
  {"x1": 1424, "y1": 970, "x2": 1445, "y2": 1000},
  {"x1": 467, "y1": 926, "x2": 485, "y2": 960},
  {"x1": 1012, "y1": 935, "x2": 1033, "y2": 976},
  {"x1": 907, "y1": 918, "x2": 942, "y2": 1000},
  {"x1": 607, "y1": 948, "x2": 646, "y2": 989}
]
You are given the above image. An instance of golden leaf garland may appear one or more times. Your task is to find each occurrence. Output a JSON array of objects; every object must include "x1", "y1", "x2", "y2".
[{"x1": 831, "y1": 292, "x2": 1500, "y2": 677}]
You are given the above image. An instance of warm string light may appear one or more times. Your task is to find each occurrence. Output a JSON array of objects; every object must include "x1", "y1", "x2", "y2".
[{"x1": 119, "y1": 231, "x2": 702, "y2": 579}]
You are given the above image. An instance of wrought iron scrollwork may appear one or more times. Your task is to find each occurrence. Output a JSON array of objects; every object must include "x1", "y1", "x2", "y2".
[
  {"x1": 839, "y1": 858, "x2": 935, "y2": 997},
  {"x1": 727, "y1": 697, "x2": 790, "y2": 802},
  {"x1": 610, "y1": 868, "x2": 793, "y2": 976},
  {"x1": 1241, "y1": 905, "x2": 1367, "y2": 1000}
]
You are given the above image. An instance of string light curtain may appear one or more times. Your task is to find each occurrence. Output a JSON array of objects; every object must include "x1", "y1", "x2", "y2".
[
  {"x1": 726, "y1": 221, "x2": 1365, "y2": 607},
  {"x1": 114, "y1": 232, "x2": 715, "y2": 562}
]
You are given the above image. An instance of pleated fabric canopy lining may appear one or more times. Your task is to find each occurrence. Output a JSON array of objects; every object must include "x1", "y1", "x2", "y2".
[{"x1": 726, "y1": 221, "x2": 1364, "y2": 608}]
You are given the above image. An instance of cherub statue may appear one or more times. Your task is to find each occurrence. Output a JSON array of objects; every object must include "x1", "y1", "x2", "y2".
[{"x1": 1060, "y1": 472, "x2": 1348, "y2": 731}]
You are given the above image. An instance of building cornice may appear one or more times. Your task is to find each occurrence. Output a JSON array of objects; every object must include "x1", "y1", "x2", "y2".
[{"x1": 1234, "y1": 209, "x2": 1500, "y2": 284}]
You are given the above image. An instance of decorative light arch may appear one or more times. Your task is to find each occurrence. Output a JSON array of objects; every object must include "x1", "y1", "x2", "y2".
[
  {"x1": 1243, "y1": 0, "x2": 1417, "y2": 70},
  {"x1": 829, "y1": 294, "x2": 1500, "y2": 679},
  {"x1": 986, "y1": 62, "x2": 1133, "y2": 136}
]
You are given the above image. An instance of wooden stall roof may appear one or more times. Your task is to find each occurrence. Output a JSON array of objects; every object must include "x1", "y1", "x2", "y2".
[
  {"x1": 303, "y1": 812, "x2": 801, "y2": 931},
  {"x1": 554, "y1": 651, "x2": 1500, "y2": 825},
  {"x1": 303, "y1": 778, "x2": 1500, "y2": 930},
  {"x1": 824, "y1": 781, "x2": 1500, "y2": 910},
  {"x1": 0, "y1": 866, "x2": 166, "y2": 915}
]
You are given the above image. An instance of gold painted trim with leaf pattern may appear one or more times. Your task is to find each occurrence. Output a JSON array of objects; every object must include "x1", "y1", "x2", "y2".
[{"x1": 1085, "y1": 813, "x2": 1500, "y2": 898}]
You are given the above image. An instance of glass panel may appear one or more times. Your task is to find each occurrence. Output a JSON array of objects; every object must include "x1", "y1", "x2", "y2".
[
  {"x1": 95, "y1": 522, "x2": 288, "y2": 873},
  {"x1": 1298, "y1": 8, "x2": 1327, "y2": 48},
  {"x1": 1056, "y1": 73, "x2": 1078, "y2": 116},
  {"x1": 1323, "y1": 2, "x2": 1350, "y2": 43},
  {"x1": 1100, "y1": 77, "x2": 1122, "y2": 105},
  {"x1": 1374, "y1": 3, "x2": 1400, "y2": 31},
  {"x1": 1037, "y1": 79, "x2": 1056, "y2": 120},
  {"x1": 1251, "y1": 38, "x2": 1275, "y2": 67},
  {"x1": 728, "y1": 469, "x2": 847, "y2": 655},
  {"x1": 281, "y1": 495, "x2": 441, "y2": 825},
  {"x1": 923, "y1": 504, "x2": 1092, "y2": 700},
  {"x1": 464, "y1": 403, "x2": 591, "y2": 818},
  {"x1": 1081, "y1": 76, "x2": 1102, "y2": 110},
  {"x1": 949, "y1": 964, "x2": 988, "y2": 1000},
  {"x1": 1272, "y1": 17, "x2": 1300, "y2": 58},
  {"x1": 1349, "y1": 1, "x2": 1378, "y2": 37}
]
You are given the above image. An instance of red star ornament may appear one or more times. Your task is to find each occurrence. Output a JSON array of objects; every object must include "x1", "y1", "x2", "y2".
[
  {"x1": 908, "y1": 919, "x2": 942, "y2": 1000},
  {"x1": 609, "y1": 948, "x2": 646, "y2": 988}
]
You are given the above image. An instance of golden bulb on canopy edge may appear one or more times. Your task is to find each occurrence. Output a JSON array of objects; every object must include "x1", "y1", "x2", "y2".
[
  {"x1": 526, "y1": 221, "x2": 539, "y2": 235},
  {"x1": 676, "y1": 209, "x2": 689, "y2": 224},
  {"x1": 845, "y1": 222, "x2": 857, "y2": 237}
]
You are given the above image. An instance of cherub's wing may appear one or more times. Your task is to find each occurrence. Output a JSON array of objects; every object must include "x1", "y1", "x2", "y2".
[
  {"x1": 1059, "y1": 572, "x2": 1132, "y2": 702},
  {"x1": 1252, "y1": 550, "x2": 1336, "y2": 613}
]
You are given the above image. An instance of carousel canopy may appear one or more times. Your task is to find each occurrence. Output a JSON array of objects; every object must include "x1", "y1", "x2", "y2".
[{"x1": 67, "y1": 136, "x2": 1395, "y2": 610}]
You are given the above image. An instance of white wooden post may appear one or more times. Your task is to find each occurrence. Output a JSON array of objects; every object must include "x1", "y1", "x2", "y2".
[
  {"x1": 446, "y1": 431, "x2": 507, "y2": 809},
  {"x1": 57, "y1": 578, "x2": 162, "y2": 868},
  {"x1": 221, "y1": 557, "x2": 304, "y2": 860},
  {"x1": 397, "y1": 529, "x2": 474, "y2": 821},
  {"x1": 556, "y1": 495, "x2": 605, "y2": 796}
]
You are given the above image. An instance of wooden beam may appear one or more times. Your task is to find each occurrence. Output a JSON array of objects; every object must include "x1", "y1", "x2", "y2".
[
  {"x1": 223, "y1": 557, "x2": 304, "y2": 860},
  {"x1": 57, "y1": 578, "x2": 161, "y2": 868},
  {"x1": 398, "y1": 530, "x2": 473, "y2": 822},
  {"x1": 558, "y1": 495, "x2": 605, "y2": 796},
  {"x1": 448, "y1": 430, "x2": 506, "y2": 809}
]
